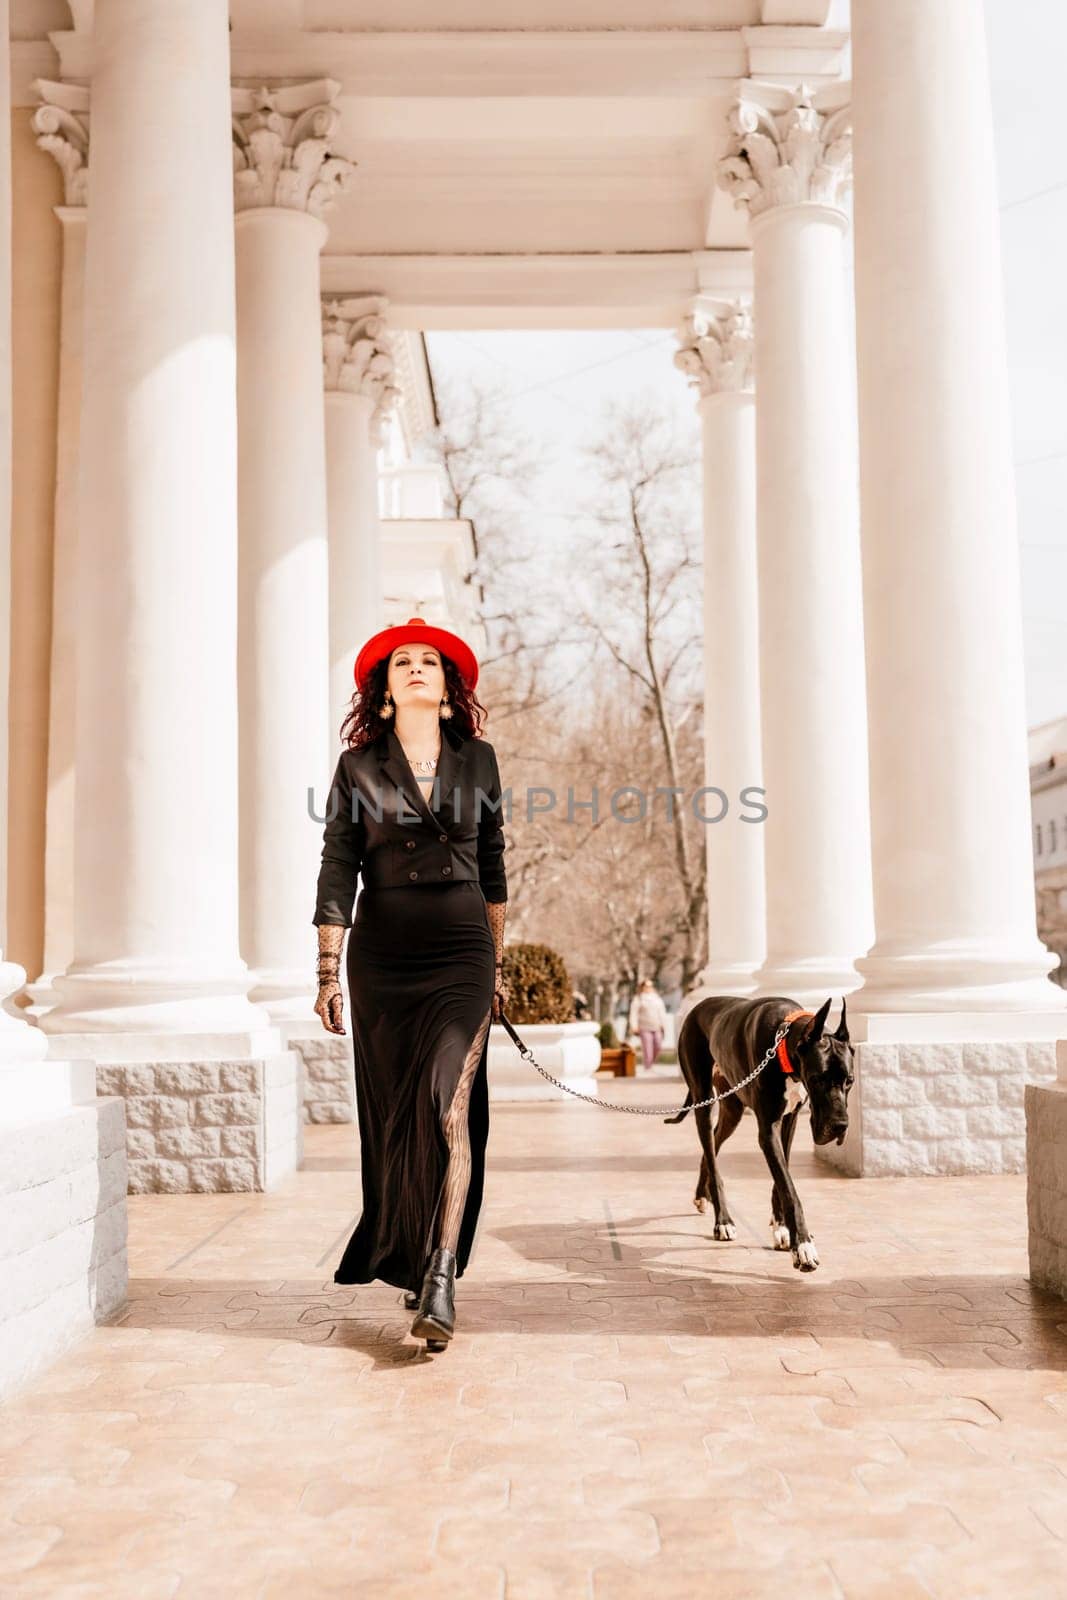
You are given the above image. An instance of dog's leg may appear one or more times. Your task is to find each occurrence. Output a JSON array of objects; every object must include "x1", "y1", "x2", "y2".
[
  {"x1": 677, "y1": 1029, "x2": 716, "y2": 1213},
  {"x1": 713, "y1": 1088, "x2": 744, "y2": 1155},
  {"x1": 695, "y1": 1152, "x2": 710, "y2": 1213},
  {"x1": 758, "y1": 1118, "x2": 818, "y2": 1272},
  {"x1": 770, "y1": 1107, "x2": 801, "y2": 1250},
  {"x1": 694, "y1": 1103, "x2": 736, "y2": 1240}
]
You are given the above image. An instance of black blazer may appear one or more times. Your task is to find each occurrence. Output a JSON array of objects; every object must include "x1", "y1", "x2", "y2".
[{"x1": 312, "y1": 721, "x2": 508, "y2": 926}]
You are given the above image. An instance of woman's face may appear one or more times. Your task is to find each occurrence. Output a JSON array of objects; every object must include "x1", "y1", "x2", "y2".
[{"x1": 387, "y1": 641, "x2": 445, "y2": 710}]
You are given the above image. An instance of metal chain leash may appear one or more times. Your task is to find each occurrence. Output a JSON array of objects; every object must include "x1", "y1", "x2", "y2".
[{"x1": 496, "y1": 1010, "x2": 790, "y2": 1117}]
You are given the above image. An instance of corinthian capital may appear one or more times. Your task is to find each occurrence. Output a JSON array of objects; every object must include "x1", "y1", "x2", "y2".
[
  {"x1": 322, "y1": 296, "x2": 401, "y2": 443},
  {"x1": 716, "y1": 82, "x2": 851, "y2": 219},
  {"x1": 32, "y1": 80, "x2": 90, "y2": 207},
  {"x1": 674, "y1": 300, "x2": 754, "y2": 397},
  {"x1": 232, "y1": 79, "x2": 355, "y2": 219}
]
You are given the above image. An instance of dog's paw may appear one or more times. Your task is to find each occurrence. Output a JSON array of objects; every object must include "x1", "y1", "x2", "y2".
[
  {"x1": 713, "y1": 1221, "x2": 737, "y2": 1242},
  {"x1": 693, "y1": 1196, "x2": 708, "y2": 1214},
  {"x1": 771, "y1": 1223, "x2": 791, "y2": 1251},
  {"x1": 792, "y1": 1239, "x2": 819, "y2": 1272}
]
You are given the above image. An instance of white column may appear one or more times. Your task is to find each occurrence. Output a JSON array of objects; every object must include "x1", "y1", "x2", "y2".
[
  {"x1": 41, "y1": 0, "x2": 271, "y2": 1044},
  {"x1": 675, "y1": 300, "x2": 764, "y2": 994},
  {"x1": 849, "y1": 0, "x2": 1063, "y2": 1013},
  {"x1": 0, "y1": 0, "x2": 45, "y2": 1072},
  {"x1": 232, "y1": 82, "x2": 354, "y2": 1020},
  {"x1": 27, "y1": 87, "x2": 88, "y2": 1005},
  {"x1": 322, "y1": 296, "x2": 397, "y2": 736},
  {"x1": 717, "y1": 83, "x2": 873, "y2": 1004},
  {"x1": 0, "y1": 25, "x2": 128, "y2": 1392}
]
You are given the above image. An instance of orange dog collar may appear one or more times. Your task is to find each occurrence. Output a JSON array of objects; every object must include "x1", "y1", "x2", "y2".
[{"x1": 776, "y1": 1008, "x2": 814, "y2": 1076}]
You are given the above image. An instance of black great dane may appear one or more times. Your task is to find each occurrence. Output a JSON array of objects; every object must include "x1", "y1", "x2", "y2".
[{"x1": 667, "y1": 996, "x2": 854, "y2": 1272}]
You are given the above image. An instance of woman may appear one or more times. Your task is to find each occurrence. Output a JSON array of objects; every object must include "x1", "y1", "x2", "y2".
[
  {"x1": 311, "y1": 616, "x2": 509, "y2": 1353},
  {"x1": 628, "y1": 978, "x2": 668, "y2": 1071}
]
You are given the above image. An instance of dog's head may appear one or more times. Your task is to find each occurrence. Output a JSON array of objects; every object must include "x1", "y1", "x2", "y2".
[{"x1": 796, "y1": 997, "x2": 854, "y2": 1146}]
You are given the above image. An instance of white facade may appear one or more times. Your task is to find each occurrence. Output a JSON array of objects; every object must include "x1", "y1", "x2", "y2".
[{"x1": 3, "y1": 0, "x2": 1067, "y2": 1391}]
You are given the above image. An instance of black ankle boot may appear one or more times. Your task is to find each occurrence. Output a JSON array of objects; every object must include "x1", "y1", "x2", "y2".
[{"x1": 410, "y1": 1247, "x2": 457, "y2": 1347}]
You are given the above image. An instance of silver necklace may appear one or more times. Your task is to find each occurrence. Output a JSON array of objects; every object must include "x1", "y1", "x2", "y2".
[{"x1": 400, "y1": 738, "x2": 440, "y2": 775}]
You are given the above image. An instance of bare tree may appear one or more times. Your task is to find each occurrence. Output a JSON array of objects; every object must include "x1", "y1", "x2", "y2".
[
  {"x1": 423, "y1": 379, "x2": 708, "y2": 1003},
  {"x1": 420, "y1": 375, "x2": 587, "y2": 725},
  {"x1": 568, "y1": 398, "x2": 707, "y2": 993}
]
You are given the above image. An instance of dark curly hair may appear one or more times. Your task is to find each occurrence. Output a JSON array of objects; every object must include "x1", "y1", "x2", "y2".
[{"x1": 339, "y1": 648, "x2": 489, "y2": 751}]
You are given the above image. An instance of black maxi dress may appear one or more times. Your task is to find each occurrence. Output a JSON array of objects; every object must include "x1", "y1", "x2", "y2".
[
  {"x1": 336, "y1": 879, "x2": 495, "y2": 1291},
  {"x1": 312, "y1": 724, "x2": 507, "y2": 1297}
]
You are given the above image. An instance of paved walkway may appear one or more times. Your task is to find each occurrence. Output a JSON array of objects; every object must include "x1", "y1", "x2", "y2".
[{"x1": 3, "y1": 1082, "x2": 1067, "y2": 1599}]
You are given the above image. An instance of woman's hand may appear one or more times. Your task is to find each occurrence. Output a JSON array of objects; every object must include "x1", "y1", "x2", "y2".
[
  {"x1": 314, "y1": 977, "x2": 346, "y2": 1035},
  {"x1": 315, "y1": 926, "x2": 346, "y2": 1034},
  {"x1": 491, "y1": 965, "x2": 509, "y2": 1022}
]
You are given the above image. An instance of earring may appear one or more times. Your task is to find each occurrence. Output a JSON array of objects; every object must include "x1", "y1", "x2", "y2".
[
  {"x1": 379, "y1": 692, "x2": 394, "y2": 720},
  {"x1": 439, "y1": 697, "x2": 453, "y2": 720}
]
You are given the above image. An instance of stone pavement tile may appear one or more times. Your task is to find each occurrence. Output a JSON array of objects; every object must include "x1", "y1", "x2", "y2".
[
  {"x1": 685, "y1": 1370, "x2": 852, "y2": 1406},
  {"x1": 828, "y1": 1553, "x2": 937, "y2": 1599},
  {"x1": 113, "y1": 1508, "x2": 367, "y2": 1587},
  {"x1": 731, "y1": 1497, "x2": 970, "y2": 1558},
  {"x1": 893, "y1": 1342, "x2": 1006, "y2": 1367},
  {"x1": 913, "y1": 1539, "x2": 1067, "y2": 1600},
  {"x1": 0, "y1": 1520, "x2": 64, "y2": 1577},
  {"x1": 1031, "y1": 1501, "x2": 1067, "y2": 1540},
  {"x1": 3, "y1": 1515, "x2": 187, "y2": 1595},
  {"x1": 259, "y1": 1562, "x2": 507, "y2": 1600},
  {"x1": 11, "y1": 1573, "x2": 182, "y2": 1600},
  {"x1": 941, "y1": 1492, "x2": 1066, "y2": 1546},
  {"x1": 434, "y1": 1507, "x2": 660, "y2": 1565},
  {"x1": 813, "y1": 1392, "x2": 1001, "y2": 1431},
  {"x1": 592, "y1": 1558, "x2": 841, "y2": 1600}
]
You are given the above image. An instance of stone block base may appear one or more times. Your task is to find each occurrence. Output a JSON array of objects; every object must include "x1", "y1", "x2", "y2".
[
  {"x1": 0, "y1": 1096, "x2": 129, "y2": 1398},
  {"x1": 288, "y1": 1034, "x2": 355, "y2": 1124},
  {"x1": 96, "y1": 1051, "x2": 304, "y2": 1192},
  {"x1": 817, "y1": 1036, "x2": 1059, "y2": 1176},
  {"x1": 1026, "y1": 1042, "x2": 1067, "y2": 1298}
]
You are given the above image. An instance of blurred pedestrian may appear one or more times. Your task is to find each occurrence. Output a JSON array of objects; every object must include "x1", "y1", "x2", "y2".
[{"x1": 628, "y1": 979, "x2": 668, "y2": 1070}]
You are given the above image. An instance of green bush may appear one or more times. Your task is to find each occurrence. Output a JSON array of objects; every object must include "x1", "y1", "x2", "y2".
[
  {"x1": 501, "y1": 942, "x2": 573, "y2": 1024},
  {"x1": 596, "y1": 1020, "x2": 620, "y2": 1049}
]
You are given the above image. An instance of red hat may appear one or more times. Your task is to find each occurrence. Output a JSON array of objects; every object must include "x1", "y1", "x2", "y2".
[{"x1": 354, "y1": 615, "x2": 479, "y2": 694}]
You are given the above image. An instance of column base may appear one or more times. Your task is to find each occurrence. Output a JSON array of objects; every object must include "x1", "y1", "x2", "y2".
[
  {"x1": 281, "y1": 1020, "x2": 355, "y2": 1124},
  {"x1": 1026, "y1": 1042, "x2": 1067, "y2": 1300},
  {"x1": 95, "y1": 1047, "x2": 304, "y2": 1193},
  {"x1": 21, "y1": 970, "x2": 62, "y2": 1017},
  {"x1": 248, "y1": 969, "x2": 320, "y2": 1024},
  {"x1": 750, "y1": 954, "x2": 861, "y2": 1007},
  {"x1": 0, "y1": 957, "x2": 48, "y2": 1063},
  {"x1": 0, "y1": 1096, "x2": 128, "y2": 1399},
  {"x1": 43, "y1": 1026, "x2": 285, "y2": 1063},
  {"x1": 691, "y1": 963, "x2": 761, "y2": 997},
  {"x1": 851, "y1": 940, "x2": 1064, "y2": 1013},
  {"x1": 816, "y1": 1011, "x2": 1066, "y2": 1177},
  {"x1": 676, "y1": 973, "x2": 759, "y2": 1042},
  {"x1": 38, "y1": 963, "x2": 274, "y2": 1037}
]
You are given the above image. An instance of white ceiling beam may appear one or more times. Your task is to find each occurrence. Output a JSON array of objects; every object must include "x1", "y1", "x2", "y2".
[
  {"x1": 229, "y1": 31, "x2": 751, "y2": 97},
  {"x1": 320, "y1": 250, "x2": 752, "y2": 330},
  {"x1": 741, "y1": 25, "x2": 848, "y2": 78},
  {"x1": 42, "y1": 24, "x2": 847, "y2": 97},
  {"x1": 760, "y1": 0, "x2": 832, "y2": 22}
]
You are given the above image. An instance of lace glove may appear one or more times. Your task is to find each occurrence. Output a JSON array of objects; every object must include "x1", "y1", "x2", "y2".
[
  {"x1": 314, "y1": 924, "x2": 346, "y2": 1035},
  {"x1": 486, "y1": 900, "x2": 508, "y2": 1022}
]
